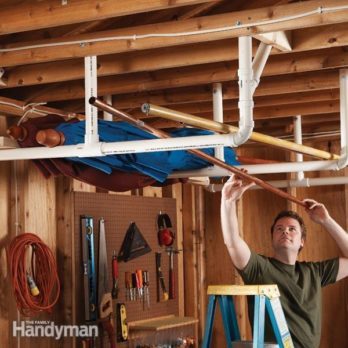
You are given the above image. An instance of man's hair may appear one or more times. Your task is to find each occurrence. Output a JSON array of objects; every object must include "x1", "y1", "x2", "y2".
[{"x1": 270, "y1": 210, "x2": 307, "y2": 243}]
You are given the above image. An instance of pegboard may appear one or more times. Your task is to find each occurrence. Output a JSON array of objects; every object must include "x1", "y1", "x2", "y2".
[{"x1": 73, "y1": 191, "x2": 179, "y2": 343}]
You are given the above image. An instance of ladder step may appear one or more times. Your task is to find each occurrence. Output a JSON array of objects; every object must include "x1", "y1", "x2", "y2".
[{"x1": 232, "y1": 342, "x2": 279, "y2": 348}]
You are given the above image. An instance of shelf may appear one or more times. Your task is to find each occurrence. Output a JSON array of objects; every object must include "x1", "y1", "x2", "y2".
[{"x1": 128, "y1": 315, "x2": 198, "y2": 332}]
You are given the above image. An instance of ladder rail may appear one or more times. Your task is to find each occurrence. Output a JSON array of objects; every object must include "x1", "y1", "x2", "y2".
[
  {"x1": 202, "y1": 295, "x2": 217, "y2": 348},
  {"x1": 253, "y1": 295, "x2": 266, "y2": 348}
]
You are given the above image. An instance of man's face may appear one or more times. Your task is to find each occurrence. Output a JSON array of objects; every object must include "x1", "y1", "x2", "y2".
[{"x1": 272, "y1": 216, "x2": 304, "y2": 253}]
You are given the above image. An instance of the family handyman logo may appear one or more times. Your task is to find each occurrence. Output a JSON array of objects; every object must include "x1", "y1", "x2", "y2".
[{"x1": 13, "y1": 320, "x2": 98, "y2": 340}]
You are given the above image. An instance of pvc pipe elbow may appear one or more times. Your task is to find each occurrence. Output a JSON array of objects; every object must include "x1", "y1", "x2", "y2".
[
  {"x1": 231, "y1": 124, "x2": 254, "y2": 146},
  {"x1": 336, "y1": 153, "x2": 348, "y2": 170}
]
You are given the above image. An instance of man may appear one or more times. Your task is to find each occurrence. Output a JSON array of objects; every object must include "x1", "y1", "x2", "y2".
[{"x1": 221, "y1": 174, "x2": 348, "y2": 348}]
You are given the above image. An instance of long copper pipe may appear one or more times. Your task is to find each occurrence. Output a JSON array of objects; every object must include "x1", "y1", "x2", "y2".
[
  {"x1": 89, "y1": 97, "x2": 306, "y2": 208},
  {"x1": 141, "y1": 103, "x2": 340, "y2": 160}
]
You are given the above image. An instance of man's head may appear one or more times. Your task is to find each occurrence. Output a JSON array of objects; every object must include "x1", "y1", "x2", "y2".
[{"x1": 271, "y1": 211, "x2": 307, "y2": 253}]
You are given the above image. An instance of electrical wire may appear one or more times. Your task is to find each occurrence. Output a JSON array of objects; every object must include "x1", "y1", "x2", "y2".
[
  {"x1": 0, "y1": 5, "x2": 347, "y2": 53},
  {"x1": 0, "y1": 98, "x2": 77, "y2": 121},
  {"x1": 7, "y1": 233, "x2": 61, "y2": 317}
]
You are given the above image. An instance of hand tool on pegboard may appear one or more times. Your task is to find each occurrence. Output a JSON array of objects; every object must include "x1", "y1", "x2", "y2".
[
  {"x1": 143, "y1": 270, "x2": 150, "y2": 310},
  {"x1": 157, "y1": 212, "x2": 175, "y2": 247},
  {"x1": 155, "y1": 252, "x2": 168, "y2": 302},
  {"x1": 125, "y1": 271, "x2": 132, "y2": 301},
  {"x1": 136, "y1": 269, "x2": 143, "y2": 301},
  {"x1": 98, "y1": 218, "x2": 116, "y2": 348},
  {"x1": 118, "y1": 222, "x2": 152, "y2": 262},
  {"x1": 111, "y1": 250, "x2": 119, "y2": 299},
  {"x1": 166, "y1": 247, "x2": 182, "y2": 300},
  {"x1": 81, "y1": 216, "x2": 97, "y2": 322},
  {"x1": 116, "y1": 303, "x2": 128, "y2": 342},
  {"x1": 131, "y1": 272, "x2": 138, "y2": 301}
]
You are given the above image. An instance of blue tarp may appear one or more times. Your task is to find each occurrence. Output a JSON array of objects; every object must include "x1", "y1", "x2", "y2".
[{"x1": 56, "y1": 120, "x2": 239, "y2": 182}]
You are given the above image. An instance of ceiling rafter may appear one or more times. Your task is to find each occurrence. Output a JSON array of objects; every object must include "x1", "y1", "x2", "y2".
[
  {"x1": 1, "y1": 0, "x2": 347, "y2": 68},
  {"x1": 0, "y1": 0, "x2": 217, "y2": 35},
  {"x1": 4, "y1": 22, "x2": 348, "y2": 89},
  {"x1": 16, "y1": 67, "x2": 341, "y2": 104}
]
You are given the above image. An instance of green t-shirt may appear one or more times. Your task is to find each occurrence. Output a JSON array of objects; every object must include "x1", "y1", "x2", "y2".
[{"x1": 238, "y1": 251, "x2": 339, "y2": 348}]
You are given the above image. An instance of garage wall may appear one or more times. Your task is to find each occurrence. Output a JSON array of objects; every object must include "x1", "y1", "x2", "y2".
[{"x1": 0, "y1": 135, "x2": 347, "y2": 348}]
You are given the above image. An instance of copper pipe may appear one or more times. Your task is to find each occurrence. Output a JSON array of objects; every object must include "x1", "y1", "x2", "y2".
[
  {"x1": 141, "y1": 103, "x2": 340, "y2": 160},
  {"x1": 89, "y1": 97, "x2": 306, "y2": 208}
]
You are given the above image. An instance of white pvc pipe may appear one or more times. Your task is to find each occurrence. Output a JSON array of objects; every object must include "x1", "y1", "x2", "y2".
[
  {"x1": 84, "y1": 56, "x2": 99, "y2": 144},
  {"x1": 206, "y1": 176, "x2": 348, "y2": 192},
  {"x1": 338, "y1": 69, "x2": 348, "y2": 169},
  {"x1": 168, "y1": 160, "x2": 340, "y2": 178},
  {"x1": 232, "y1": 36, "x2": 254, "y2": 146},
  {"x1": 294, "y1": 115, "x2": 304, "y2": 181},
  {"x1": 213, "y1": 82, "x2": 225, "y2": 161},
  {"x1": 0, "y1": 133, "x2": 237, "y2": 161},
  {"x1": 252, "y1": 42, "x2": 272, "y2": 94}
]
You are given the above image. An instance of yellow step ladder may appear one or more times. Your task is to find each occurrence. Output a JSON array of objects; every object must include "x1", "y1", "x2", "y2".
[{"x1": 202, "y1": 285, "x2": 294, "y2": 348}]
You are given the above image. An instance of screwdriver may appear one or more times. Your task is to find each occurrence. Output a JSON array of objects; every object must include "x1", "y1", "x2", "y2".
[
  {"x1": 136, "y1": 269, "x2": 143, "y2": 300},
  {"x1": 143, "y1": 270, "x2": 150, "y2": 309},
  {"x1": 132, "y1": 273, "x2": 137, "y2": 301},
  {"x1": 111, "y1": 250, "x2": 119, "y2": 299},
  {"x1": 125, "y1": 272, "x2": 132, "y2": 301}
]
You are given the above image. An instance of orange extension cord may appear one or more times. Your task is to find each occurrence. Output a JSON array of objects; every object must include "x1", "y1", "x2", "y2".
[{"x1": 7, "y1": 233, "x2": 60, "y2": 317}]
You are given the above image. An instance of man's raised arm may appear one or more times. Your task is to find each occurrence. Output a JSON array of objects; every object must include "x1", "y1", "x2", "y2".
[
  {"x1": 221, "y1": 174, "x2": 254, "y2": 270},
  {"x1": 304, "y1": 198, "x2": 348, "y2": 281}
]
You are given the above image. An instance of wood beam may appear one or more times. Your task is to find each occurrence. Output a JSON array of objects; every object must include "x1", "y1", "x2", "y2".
[
  {"x1": 254, "y1": 30, "x2": 292, "y2": 51},
  {"x1": 1, "y1": 0, "x2": 347, "y2": 67},
  {"x1": 0, "y1": 0, "x2": 217, "y2": 35},
  {"x1": 0, "y1": 116, "x2": 10, "y2": 346},
  {"x1": 293, "y1": 22, "x2": 348, "y2": 51},
  {"x1": 224, "y1": 100, "x2": 340, "y2": 122},
  {"x1": 178, "y1": 0, "x2": 225, "y2": 19},
  {"x1": 4, "y1": 41, "x2": 348, "y2": 89},
  {"x1": 126, "y1": 70, "x2": 339, "y2": 109},
  {"x1": 19, "y1": 68, "x2": 340, "y2": 104}
]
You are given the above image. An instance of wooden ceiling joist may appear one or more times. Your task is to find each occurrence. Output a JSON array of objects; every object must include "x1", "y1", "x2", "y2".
[
  {"x1": 1, "y1": 0, "x2": 347, "y2": 67},
  {"x1": 19, "y1": 67, "x2": 340, "y2": 105},
  {"x1": 4, "y1": 36, "x2": 347, "y2": 89},
  {"x1": 54, "y1": 87, "x2": 341, "y2": 116},
  {"x1": 0, "y1": 0, "x2": 216, "y2": 35},
  {"x1": 82, "y1": 69, "x2": 337, "y2": 109}
]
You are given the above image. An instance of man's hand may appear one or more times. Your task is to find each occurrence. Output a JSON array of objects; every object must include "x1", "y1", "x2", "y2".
[
  {"x1": 222, "y1": 171, "x2": 255, "y2": 203},
  {"x1": 303, "y1": 198, "x2": 331, "y2": 225}
]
